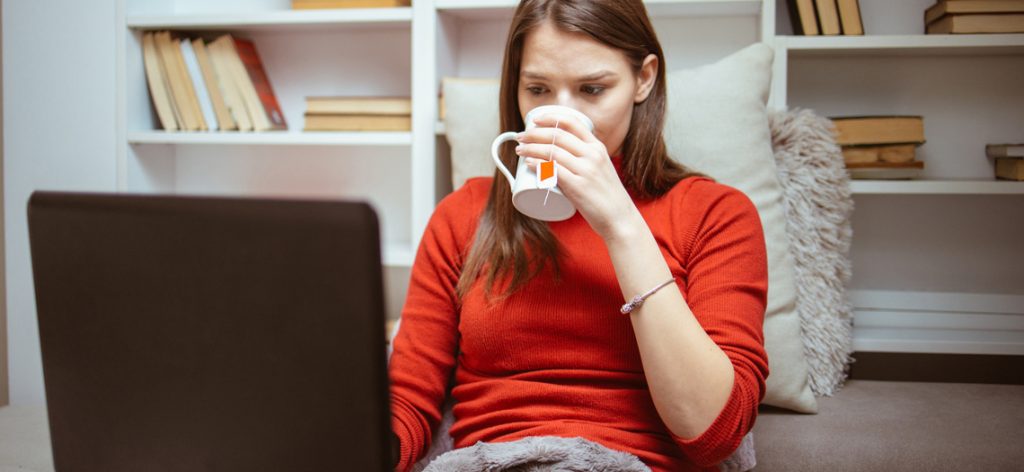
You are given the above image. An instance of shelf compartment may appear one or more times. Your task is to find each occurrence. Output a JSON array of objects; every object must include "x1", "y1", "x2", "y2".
[
  {"x1": 384, "y1": 243, "x2": 414, "y2": 267},
  {"x1": 127, "y1": 131, "x2": 412, "y2": 146},
  {"x1": 850, "y1": 180, "x2": 1024, "y2": 195},
  {"x1": 436, "y1": 0, "x2": 761, "y2": 20},
  {"x1": 780, "y1": 34, "x2": 1024, "y2": 57},
  {"x1": 126, "y1": 8, "x2": 413, "y2": 33}
]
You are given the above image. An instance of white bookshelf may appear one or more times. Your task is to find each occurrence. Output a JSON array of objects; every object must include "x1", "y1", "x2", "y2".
[
  {"x1": 114, "y1": 0, "x2": 1024, "y2": 353},
  {"x1": 777, "y1": 0, "x2": 1024, "y2": 355},
  {"x1": 126, "y1": 8, "x2": 413, "y2": 32},
  {"x1": 780, "y1": 33, "x2": 1024, "y2": 56},
  {"x1": 127, "y1": 130, "x2": 413, "y2": 146},
  {"x1": 435, "y1": 0, "x2": 762, "y2": 19},
  {"x1": 849, "y1": 180, "x2": 1024, "y2": 195}
]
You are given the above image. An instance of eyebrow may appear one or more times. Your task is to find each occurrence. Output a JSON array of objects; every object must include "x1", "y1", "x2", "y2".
[{"x1": 521, "y1": 70, "x2": 618, "y2": 81}]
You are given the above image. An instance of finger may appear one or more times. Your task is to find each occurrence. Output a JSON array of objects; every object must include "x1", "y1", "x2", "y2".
[
  {"x1": 530, "y1": 113, "x2": 600, "y2": 144},
  {"x1": 515, "y1": 143, "x2": 583, "y2": 174},
  {"x1": 517, "y1": 127, "x2": 590, "y2": 158}
]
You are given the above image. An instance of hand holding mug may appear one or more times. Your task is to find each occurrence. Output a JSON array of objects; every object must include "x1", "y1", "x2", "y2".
[{"x1": 491, "y1": 105, "x2": 594, "y2": 222}]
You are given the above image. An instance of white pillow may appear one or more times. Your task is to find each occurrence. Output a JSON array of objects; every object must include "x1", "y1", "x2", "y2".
[
  {"x1": 664, "y1": 43, "x2": 816, "y2": 413},
  {"x1": 440, "y1": 43, "x2": 817, "y2": 414},
  {"x1": 442, "y1": 78, "x2": 502, "y2": 190}
]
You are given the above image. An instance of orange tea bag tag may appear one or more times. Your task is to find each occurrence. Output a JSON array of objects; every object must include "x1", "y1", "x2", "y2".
[{"x1": 538, "y1": 160, "x2": 557, "y2": 189}]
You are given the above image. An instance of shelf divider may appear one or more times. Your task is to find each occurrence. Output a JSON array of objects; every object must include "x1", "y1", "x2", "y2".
[{"x1": 127, "y1": 131, "x2": 412, "y2": 146}]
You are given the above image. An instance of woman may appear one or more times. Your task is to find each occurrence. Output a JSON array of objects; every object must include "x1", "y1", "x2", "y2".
[{"x1": 389, "y1": 1, "x2": 769, "y2": 470}]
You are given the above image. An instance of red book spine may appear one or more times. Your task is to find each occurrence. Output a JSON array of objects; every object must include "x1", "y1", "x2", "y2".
[{"x1": 233, "y1": 38, "x2": 287, "y2": 130}]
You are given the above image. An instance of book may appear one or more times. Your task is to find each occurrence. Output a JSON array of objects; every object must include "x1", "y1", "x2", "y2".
[
  {"x1": 233, "y1": 37, "x2": 287, "y2": 131},
  {"x1": 180, "y1": 39, "x2": 218, "y2": 131},
  {"x1": 846, "y1": 160, "x2": 925, "y2": 180},
  {"x1": 831, "y1": 116, "x2": 925, "y2": 146},
  {"x1": 925, "y1": 0, "x2": 1024, "y2": 26},
  {"x1": 788, "y1": 0, "x2": 820, "y2": 35},
  {"x1": 995, "y1": 158, "x2": 1024, "y2": 180},
  {"x1": 141, "y1": 32, "x2": 178, "y2": 131},
  {"x1": 171, "y1": 36, "x2": 207, "y2": 131},
  {"x1": 305, "y1": 97, "x2": 412, "y2": 115},
  {"x1": 206, "y1": 36, "x2": 253, "y2": 132},
  {"x1": 842, "y1": 144, "x2": 917, "y2": 164},
  {"x1": 192, "y1": 38, "x2": 236, "y2": 131},
  {"x1": 846, "y1": 161, "x2": 924, "y2": 169},
  {"x1": 210, "y1": 35, "x2": 286, "y2": 132},
  {"x1": 986, "y1": 143, "x2": 1024, "y2": 158},
  {"x1": 836, "y1": 0, "x2": 864, "y2": 35},
  {"x1": 927, "y1": 13, "x2": 1024, "y2": 33},
  {"x1": 292, "y1": 0, "x2": 410, "y2": 8},
  {"x1": 815, "y1": 0, "x2": 842, "y2": 35},
  {"x1": 304, "y1": 114, "x2": 411, "y2": 131},
  {"x1": 155, "y1": 31, "x2": 201, "y2": 131}
]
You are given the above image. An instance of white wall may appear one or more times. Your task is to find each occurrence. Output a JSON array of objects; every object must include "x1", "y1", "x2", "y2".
[{"x1": 2, "y1": 0, "x2": 118, "y2": 405}]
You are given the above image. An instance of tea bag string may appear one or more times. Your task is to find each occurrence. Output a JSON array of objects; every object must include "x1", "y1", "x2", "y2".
[{"x1": 543, "y1": 118, "x2": 559, "y2": 206}]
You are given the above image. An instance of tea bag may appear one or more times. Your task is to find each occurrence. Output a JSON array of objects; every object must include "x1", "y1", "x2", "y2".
[{"x1": 537, "y1": 119, "x2": 559, "y2": 205}]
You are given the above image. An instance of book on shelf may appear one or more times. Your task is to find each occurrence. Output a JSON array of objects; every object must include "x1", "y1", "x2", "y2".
[
  {"x1": 206, "y1": 35, "x2": 253, "y2": 132},
  {"x1": 842, "y1": 144, "x2": 916, "y2": 165},
  {"x1": 305, "y1": 97, "x2": 412, "y2": 115},
  {"x1": 154, "y1": 31, "x2": 203, "y2": 131},
  {"x1": 142, "y1": 31, "x2": 285, "y2": 132},
  {"x1": 831, "y1": 116, "x2": 926, "y2": 146},
  {"x1": 209, "y1": 34, "x2": 287, "y2": 132},
  {"x1": 995, "y1": 158, "x2": 1024, "y2": 180},
  {"x1": 925, "y1": 0, "x2": 1024, "y2": 26},
  {"x1": 180, "y1": 39, "x2": 219, "y2": 131},
  {"x1": 845, "y1": 160, "x2": 925, "y2": 180},
  {"x1": 191, "y1": 38, "x2": 237, "y2": 131},
  {"x1": 815, "y1": 0, "x2": 843, "y2": 35},
  {"x1": 291, "y1": 0, "x2": 410, "y2": 9},
  {"x1": 986, "y1": 143, "x2": 1024, "y2": 158},
  {"x1": 304, "y1": 114, "x2": 411, "y2": 132},
  {"x1": 836, "y1": 0, "x2": 864, "y2": 35},
  {"x1": 926, "y1": 12, "x2": 1024, "y2": 34},
  {"x1": 141, "y1": 32, "x2": 178, "y2": 131},
  {"x1": 788, "y1": 0, "x2": 820, "y2": 35}
]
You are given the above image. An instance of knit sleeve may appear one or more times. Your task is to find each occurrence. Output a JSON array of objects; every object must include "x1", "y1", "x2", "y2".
[
  {"x1": 670, "y1": 181, "x2": 770, "y2": 467},
  {"x1": 388, "y1": 181, "x2": 484, "y2": 471}
]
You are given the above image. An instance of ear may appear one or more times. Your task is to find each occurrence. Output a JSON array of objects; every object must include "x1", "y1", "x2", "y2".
[{"x1": 634, "y1": 54, "x2": 659, "y2": 104}]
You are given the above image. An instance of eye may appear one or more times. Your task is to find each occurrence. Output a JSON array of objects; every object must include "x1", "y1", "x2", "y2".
[
  {"x1": 524, "y1": 85, "x2": 547, "y2": 96},
  {"x1": 581, "y1": 85, "x2": 605, "y2": 96}
]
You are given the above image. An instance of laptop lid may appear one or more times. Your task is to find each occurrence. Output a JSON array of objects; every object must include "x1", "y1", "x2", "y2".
[{"x1": 27, "y1": 191, "x2": 391, "y2": 471}]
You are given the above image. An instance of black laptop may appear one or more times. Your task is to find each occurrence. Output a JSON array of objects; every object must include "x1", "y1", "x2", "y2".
[{"x1": 27, "y1": 191, "x2": 392, "y2": 471}]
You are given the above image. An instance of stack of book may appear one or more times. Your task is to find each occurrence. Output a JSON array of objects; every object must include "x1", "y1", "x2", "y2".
[
  {"x1": 788, "y1": 0, "x2": 864, "y2": 35},
  {"x1": 987, "y1": 143, "x2": 1024, "y2": 180},
  {"x1": 303, "y1": 97, "x2": 412, "y2": 132},
  {"x1": 832, "y1": 116, "x2": 927, "y2": 179},
  {"x1": 141, "y1": 31, "x2": 286, "y2": 132},
  {"x1": 291, "y1": 0, "x2": 410, "y2": 9},
  {"x1": 926, "y1": 0, "x2": 1024, "y2": 34}
]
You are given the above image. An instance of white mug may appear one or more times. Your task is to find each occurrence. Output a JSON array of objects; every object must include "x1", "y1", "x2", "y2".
[{"x1": 491, "y1": 105, "x2": 595, "y2": 222}]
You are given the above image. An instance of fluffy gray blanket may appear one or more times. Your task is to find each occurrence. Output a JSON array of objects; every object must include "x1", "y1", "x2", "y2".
[
  {"x1": 421, "y1": 436, "x2": 651, "y2": 472},
  {"x1": 768, "y1": 109, "x2": 855, "y2": 396}
]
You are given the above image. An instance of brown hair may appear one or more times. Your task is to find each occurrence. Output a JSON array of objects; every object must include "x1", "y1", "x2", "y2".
[{"x1": 456, "y1": 0, "x2": 698, "y2": 299}]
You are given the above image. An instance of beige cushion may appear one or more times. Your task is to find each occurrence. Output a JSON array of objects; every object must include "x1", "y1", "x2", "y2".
[
  {"x1": 663, "y1": 43, "x2": 816, "y2": 413},
  {"x1": 441, "y1": 43, "x2": 816, "y2": 413},
  {"x1": 442, "y1": 78, "x2": 502, "y2": 190}
]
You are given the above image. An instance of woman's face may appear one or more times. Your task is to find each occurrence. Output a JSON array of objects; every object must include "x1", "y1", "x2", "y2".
[{"x1": 517, "y1": 21, "x2": 657, "y2": 157}]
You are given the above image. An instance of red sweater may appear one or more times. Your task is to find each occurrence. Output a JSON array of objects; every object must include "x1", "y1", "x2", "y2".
[{"x1": 389, "y1": 173, "x2": 769, "y2": 472}]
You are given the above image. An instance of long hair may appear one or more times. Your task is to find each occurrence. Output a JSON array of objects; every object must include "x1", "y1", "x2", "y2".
[{"x1": 456, "y1": 0, "x2": 699, "y2": 299}]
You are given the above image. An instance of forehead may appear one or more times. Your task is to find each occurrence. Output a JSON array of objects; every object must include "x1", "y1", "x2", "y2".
[{"x1": 520, "y1": 21, "x2": 632, "y2": 78}]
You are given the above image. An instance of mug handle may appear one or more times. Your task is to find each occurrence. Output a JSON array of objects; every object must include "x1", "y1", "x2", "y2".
[{"x1": 491, "y1": 131, "x2": 519, "y2": 189}]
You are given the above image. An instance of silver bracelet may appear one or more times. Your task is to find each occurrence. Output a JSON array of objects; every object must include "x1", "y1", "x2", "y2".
[{"x1": 620, "y1": 277, "x2": 676, "y2": 315}]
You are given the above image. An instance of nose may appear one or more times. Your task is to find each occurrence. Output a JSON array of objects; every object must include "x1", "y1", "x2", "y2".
[{"x1": 554, "y1": 90, "x2": 580, "y2": 110}]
